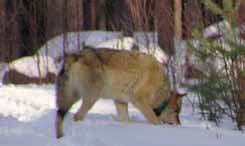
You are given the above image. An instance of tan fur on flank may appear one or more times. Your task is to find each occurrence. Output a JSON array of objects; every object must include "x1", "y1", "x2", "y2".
[{"x1": 55, "y1": 48, "x2": 184, "y2": 138}]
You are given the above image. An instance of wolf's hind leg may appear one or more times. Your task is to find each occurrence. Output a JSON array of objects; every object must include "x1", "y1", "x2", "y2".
[
  {"x1": 74, "y1": 97, "x2": 98, "y2": 121},
  {"x1": 114, "y1": 101, "x2": 130, "y2": 122}
]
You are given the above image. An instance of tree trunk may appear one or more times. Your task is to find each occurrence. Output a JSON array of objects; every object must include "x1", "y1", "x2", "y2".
[
  {"x1": 0, "y1": 0, "x2": 5, "y2": 61},
  {"x1": 98, "y1": 1, "x2": 106, "y2": 30},
  {"x1": 183, "y1": 0, "x2": 203, "y2": 79},
  {"x1": 237, "y1": 74, "x2": 245, "y2": 126},
  {"x1": 238, "y1": 0, "x2": 245, "y2": 23},
  {"x1": 175, "y1": 0, "x2": 182, "y2": 39},
  {"x1": 47, "y1": 0, "x2": 63, "y2": 38},
  {"x1": 184, "y1": 0, "x2": 202, "y2": 38},
  {"x1": 2, "y1": 0, "x2": 20, "y2": 62},
  {"x1": 36, "y1": 0, "x2": 47, "y2": 48},
  {"x1": 28, "y1": 0, "x2": 47, "y2": 53},
  {"x1": 90, "y1": 0, "x2": 96, "y2": 29},
  {"x1": 156, "y1": 0, "x2": 175, "y2": 56},
  {"x1": 156, "y1": 0, "x2": 177, "y2": 90},
  {"x1": 237, "y1": 0, "x2": 245, "y2": 38},
  {"x1": 238, "y1": 2, "x2": 245, "y2": 126},
  {"x1": 67, "y1": 0, "x2": 83, "y2": 32}
]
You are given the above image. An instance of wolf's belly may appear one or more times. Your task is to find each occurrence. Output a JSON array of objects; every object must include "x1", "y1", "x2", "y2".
[
  {"x1": 99, "y1": 78, "x2": 139, "y2": 102},
  {"x1": 100, "y1": 85, "x2": 132, "y2": 102}
]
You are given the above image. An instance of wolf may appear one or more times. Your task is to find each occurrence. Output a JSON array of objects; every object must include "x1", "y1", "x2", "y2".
[{"x1": 55, "y1": 48, "x2": 186, "y2": 138}]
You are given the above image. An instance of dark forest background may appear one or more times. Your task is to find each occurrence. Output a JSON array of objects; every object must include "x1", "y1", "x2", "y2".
[{"x1": 0, "y1": 0, "x2": 245, "y2": 62}]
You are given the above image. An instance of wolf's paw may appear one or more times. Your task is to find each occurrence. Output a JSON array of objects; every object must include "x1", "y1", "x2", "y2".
[
  {"x1": 56, "y1": 130, "x2": 64, "y2": 139},
  {"x1": 74, "y1": 114, "x2": 83, "y2": 121}
]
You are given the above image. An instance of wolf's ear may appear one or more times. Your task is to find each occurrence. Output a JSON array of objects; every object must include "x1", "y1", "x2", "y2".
[
  {"x1": 176, "y1": 93, "x2": 187, "y2": 98},
  {"x1": 170, "y1": 91, "x2": 187, "y2": 98}
]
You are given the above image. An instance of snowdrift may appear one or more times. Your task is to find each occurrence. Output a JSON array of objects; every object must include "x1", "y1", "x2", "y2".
[{"x1": 2, "y1": 56, "x2": 57, "y2": 85}]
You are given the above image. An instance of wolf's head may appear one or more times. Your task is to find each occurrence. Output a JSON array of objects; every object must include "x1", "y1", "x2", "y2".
[{"x1": 154, "y1": 92, "x2": 187, "y2": 125}]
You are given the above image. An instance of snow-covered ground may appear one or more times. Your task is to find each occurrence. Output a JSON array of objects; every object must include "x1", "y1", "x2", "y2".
[
  {"x1": 0, "y1": 84, "x2": 244, "y2": 146},
  {"x1": 1, "y1": 29, "x2": 245, "y2": 146}
]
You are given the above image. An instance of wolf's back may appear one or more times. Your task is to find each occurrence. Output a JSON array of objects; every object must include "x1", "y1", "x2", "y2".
[{"x1": 78, "y1": 48, "x2": 164, "y2": 74}]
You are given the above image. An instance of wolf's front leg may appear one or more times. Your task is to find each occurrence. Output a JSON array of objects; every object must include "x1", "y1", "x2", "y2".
[
  {"x1": 133, "y1": 100, "x2": 161, "y2": 125},
  {"x1": 114, "y1": 100, "x2": 130, "y2": 122},
  {"x1": 74, "y1": 97, "x2": 98, "y2": 121}
]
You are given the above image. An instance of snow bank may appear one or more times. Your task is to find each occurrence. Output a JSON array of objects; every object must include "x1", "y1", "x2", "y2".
[
  {"x1": 2, "y1": 56, "x2": 57, "y2": 84},
  {"x1": 38, "y1": 31, "x2": 121, "y2": 59},
  {"x1": 38, "y1": 31, "x2": 168, "y2": 63},
  {"x1": 94, "y1": 37, "x2": 135, "y2": 50},
  {"x1": 8, "y1": 56, "x2": 58, "y2": 78},
  {"x1": 133, "y1": 32, "x2": 158, "y2": 45}
]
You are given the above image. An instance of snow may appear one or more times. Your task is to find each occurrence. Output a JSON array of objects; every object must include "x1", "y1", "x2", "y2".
[
  {"x1": 8, "y1": 56, "x2": 58, "y2": 78},
  {"x1": 37, "y1": 31, "x2": 168, "y2": 63},
  {"x1": 203, "y1": 21, "x2": 231, "y2": 38},
  {"x1": 94, "y1": 37, "x2": 135, "y2": 50},
  {"x1": 95, "y1": 36, "x2": 168, "y2": 63},
  {"x1": 38, "y1": 31, "x2": 121, "y2": 59},
  {"x1": 0, "y1": 84, "x2": 244, "y2": 146},
  {"x1": 0, "y1": 84, "x2": 55, "y2": 121}
]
